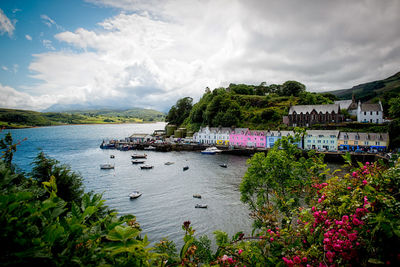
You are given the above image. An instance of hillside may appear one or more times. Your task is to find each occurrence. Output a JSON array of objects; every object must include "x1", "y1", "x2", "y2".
[
  {"x1": 0, "y1": 107, "x2": 165, "y2": 128},
  {"x1": 329, "y1": 71, "x2": 400, "y2": 102}
]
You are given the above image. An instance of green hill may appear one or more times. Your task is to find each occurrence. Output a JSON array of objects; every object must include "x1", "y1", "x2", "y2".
[
  {"x1": 0, "y1": 108, "x2": 165, "y2": 128},
  {"x1": 329, "y1": 71, "x2": 400, "y2": 101}
]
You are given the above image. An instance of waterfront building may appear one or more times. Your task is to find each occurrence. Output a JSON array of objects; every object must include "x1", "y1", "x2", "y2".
[
  {"x1": 357, "y1": 101, "x2": 384, "y2": 124},
  {"x1": 243, "y1": 130, "x2": 267, "y2": 148},
  {"x1": 266, "y1": 130, "x2": 302, "y2": 149},
  {"x1": 286, "y1": 104, "x2": 344, "y2": 127},
  {"x1": 193, "y1": 126, "x2": 231, "y2": 145},
  {"x1": 229, "y1": 128, "x2": 250, "y2": 147},
  {"x1": 338, "y1": 132, "x2": 389, "y2": 152},
  {"x1": 304, "y1": 130, "x2": 340, "y2": 151},
  {"x1": 128, "y1": 133, "x2": 152, "y2": 143}
]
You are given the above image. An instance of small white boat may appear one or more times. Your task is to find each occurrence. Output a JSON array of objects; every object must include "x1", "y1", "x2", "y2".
[
  {"x1": 100, "y1": 163, "x2": 114, "y2": 169},
  {"x1": 164, "y1": 162, "x2": 175, "y2": 165},
  {"x1": 144, "y1": 146, "x2": 156, "y2": 150},
  {"x1": 201, "y1": 147, "x2": 222, "y2": 155},
  {"x1": 131, "y1": 153, "x2": 147, "y2": 159},
  {"x1": 140, "y1": 165, "x2": 153, "y2": 169},
  {"x1": 129, "y1": 191, "x2": 142, "y2": 199},
  {"x1": 193, "y1": 194, "x2": 201, "y2": 198},
  {"x1": 195, "y1": 204, "x2": 207, "y2": 208},
  {"x1": 132, "y1": 160, "x2": 145, "y2": 164},
  {"x1": 219, "y1": 164, "x2": 227, "y2": 168}
]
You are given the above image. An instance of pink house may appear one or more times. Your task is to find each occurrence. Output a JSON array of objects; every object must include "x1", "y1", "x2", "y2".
[{"x1": 229, "y1": 128, "x2": 267, "y2": 148}]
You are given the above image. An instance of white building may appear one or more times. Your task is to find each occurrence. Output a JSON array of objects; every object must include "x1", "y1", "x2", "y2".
[
  {"x1": 357, "y1": 101, "x2": 383, "y2": 123},
  {"x1": 304, "y1": 130, "x2": 340, "y2": 151},
  {"x1": 193, "y1": 126, "x2": 231, "y2": 145}
]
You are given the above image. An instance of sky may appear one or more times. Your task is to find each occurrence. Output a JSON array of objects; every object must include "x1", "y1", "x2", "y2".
[{"x1": 0, "y1": 0, "x2": 399, "y2": 112}]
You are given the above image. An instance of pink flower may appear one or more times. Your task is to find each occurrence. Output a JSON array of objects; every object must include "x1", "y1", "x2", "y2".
[
  {"x1": 366, "y1": 161, "x2": 370, "y2": 165},
  {"x1": 293, "y1": 256, "x2": 301, "y2": 264},
  {"x1": 238, "y1": 249, "x2": 243, "y2": 255},
  {"x1": 312, "y1": 206, "x2": 316, "y2": 212},
  {"x1": 352, "y1": 171, "x2": 357, "y2": 177},
  {"x1": 342, "y1": 215, "x2": 349, "y2": 222},
  {"x1": 362, "y1": 180, "x2": 368, "y2": 185},
  {"x1": 222, "y1": 255, "x2": 229, "y2": 261},
  {"x1": 347, "y1": 186, "x2": 351, "y2": 190},
  {"x1": 270, "y1": 237, "x2": 274, "y2": 242},
  {"x1": 348, "y1": 232, "x2": 357, "y2": 241},
  {"x1": 326, "y1": 251, "x2": 335, "y2": 262},
  {"x1": 302, "y1": 257, "x2": 308, "y2": 262}
]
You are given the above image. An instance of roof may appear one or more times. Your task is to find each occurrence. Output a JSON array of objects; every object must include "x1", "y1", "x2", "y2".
[
  {"x1": 289, "y1": 104, "x2": 340, "y2": 114},
  {"x1": 265, "y1": 130, "x2": 296, "y2": 137},
  {"x1": 335, "y1": 100, "x2": 358, "y2": 110},
  {"x1": 130, "y1": 133, "x2": 149, "y2": 138},
  {"x1": 231, "y1": 128, "x2": 249, "y2": 134},
  {"x1": 360, "y1": 103, "x2": 382, "y2": 112},
  {"x1": 306, "y1": 130, "x2": 340, "y2": 137},
  {"x1": 338, "y1": 132, "x2": 389, "y2": 142}
]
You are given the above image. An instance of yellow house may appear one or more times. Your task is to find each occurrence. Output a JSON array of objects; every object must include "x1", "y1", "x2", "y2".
[{"x1": 338, "y1": 132, "x2": 389, "y2": 152}]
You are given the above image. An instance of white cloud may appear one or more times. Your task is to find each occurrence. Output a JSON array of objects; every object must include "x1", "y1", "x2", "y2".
[
  {"x1": 6, "y1": 0, "x2": 400, "y2": 111},
  {"x1": 40, "y1": 14, "x2": 64, "y2": 30},
  {"x1": 0, "y1": 8, "x2": 15, "y2": 37},
  {"x1": 25, "y1": 34, "x2": 32, "y2": 40},
  {"x1": 2, "y1": 66, "x2": 8, "y2": 71},
  {"x1": 42, "y1": 39, "x2": 55, "y2": 50},
  {"x1": 0, "y1": 83, "x2": 54, "y2": 110}
]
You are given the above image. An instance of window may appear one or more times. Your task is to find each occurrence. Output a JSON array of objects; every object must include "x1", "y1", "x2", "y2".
[
  {"x1": 307, "y1": 140, "x2": 311, "y2": 143},
  {"x1": 365, "y1": 141, "x2": 369, "y2": 145},
  {"x1": 319, "y1": 135, "x2": 324, "y2": 138},
  {"x1": 377, "y1": 111, "x2": 379, "y2": 115},
  {"x1": 370, "y1": 111, "x2": 372, "y2": 115},
  {"x1": 344, "y1": 141, "x2": 348, "y2": 145},
  {"x1": 376, "y1": 141, "x2": 380, "y2": 145},
  {"x1": 330, "y1": 135, "x2": 336, "y2": 138},
  {"x1": 331, "y1": 140, "x2": 334, "y2": 144},
  {"x1": 355, "y1": 135, "x2": 360, "y2": 140},
  {"x1": 364, "y1": 112, "x2": 366, "y2": 115},
  {"x1": 354, "y1": 141, "x2": 358, "y2": 145},
  {"x1": 376, "y1": 119, "x2": 379, "y2": 123},
  {"x1": 317, "y1": 140, "x2": 321, "y2": 143}
]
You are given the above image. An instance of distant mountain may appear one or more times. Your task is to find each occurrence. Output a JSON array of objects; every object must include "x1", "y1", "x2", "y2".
[
  {"x1": 65, "y1": 108, "x2": 166, "y2": 122},
  {"x1": 43, "y1": 103, "x2": 135, "y2": 112},
  {"x1": 328, "y1": 71, "x2": 400, "y2": 101}
]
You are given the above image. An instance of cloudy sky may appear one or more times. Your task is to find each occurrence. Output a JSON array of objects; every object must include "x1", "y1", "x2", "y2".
[{"x1": 0, "y1": 0, "x2": 399, "y2": 112}]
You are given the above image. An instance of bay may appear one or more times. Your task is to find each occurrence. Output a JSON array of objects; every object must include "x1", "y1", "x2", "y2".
[{"x1": 1, "y1": 123, "x2": 253, "y2": 246}]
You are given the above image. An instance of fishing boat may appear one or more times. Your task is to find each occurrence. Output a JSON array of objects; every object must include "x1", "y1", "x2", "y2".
[
  {"x1": 201, "y1": 147, "x2": 223, "y2": 155},
  {"x1": 100, "y1": 163, "x2": 114, "y2": 169},
  {"x1": 110, "y1": 155, "x2": 115, "y2": 158},
  {"x1": 144, "y1": 145, "x2": 156, "y2": 150},
  {"x1": 193, "y1": 194, "x2": 201, "y2": 198},
  {"x1": 219, "y1": 163, "x2": 227, "y2": 168},
  {"x1": 132, "y1": 160, "x2": 145, "y2": 164},
  {"x1": 140, "y1": 165, "x2": 153, "y2": 169},
  {"x1": 164, "y1": 162, "x2": 174, "y2": 165},
  {"x1": 129, "y1": 191, "x2": 142, "y2": 199},
  {"x1": 132, "y1": 153, "x2": 147, "y2": 159},
  {"x1": 195, "y1": 204, "x2": 207, "y2": 208},
  {"x1": 183, "y1": 166, "x2": 189, "y2": 171}
]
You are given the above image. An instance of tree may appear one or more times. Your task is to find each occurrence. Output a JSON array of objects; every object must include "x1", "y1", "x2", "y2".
[
  {"x1": 280, "y1": 81, "x2": 306, "y2": 96},
  {"x1": 31, "y1": 151, "x2": 84, "y2": 204},
  {"x1": 389, "y1": 96, "x2": 400, "y2": 119},
  {"x1": 166, "y1": 97, "x2": 193, "y2": 125}
]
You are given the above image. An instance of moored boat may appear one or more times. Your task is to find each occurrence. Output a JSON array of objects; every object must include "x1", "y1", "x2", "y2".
[
  {"x1": 195, "y1": 204, "x2": 207, "y2": 208},
  {"x1": 201, "y1": 146, "x2": 222, "y2": 155},
  {"x1": 129, "y1": 191, "x2": 142, "y2": 199},
  {"x1": 132, "y1": 160, "x2": 145, "y2": 164},
  {"x1": 144, "y1": 145, "x2": 156, "y2": 150},
  {"x1": 110, "y1": 155, "x2": 115, "y2": 158},
  {"x1": 193, "y1": 194, "x2": 201, "y2": 198},
  {"x1": 164, "y1": 162, "x2": 174, "y2": 165},
  {"x1": 131, "y1": 153, "x2": 147, "y2": 159},
  {"x1": 140, "y1": 165, "x2": 153, "y2": 169},
  {"x1": 183, "y1": 166, "x2": 189, "y2": 171},
  {"x1": 219, "y1": 163, "x2": 227, "y2": 168},
  {"x1": 100, "y1": 163, "x2": 114, "y2": 169}
]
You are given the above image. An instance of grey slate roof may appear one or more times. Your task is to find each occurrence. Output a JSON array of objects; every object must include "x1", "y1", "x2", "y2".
[
  {"x1": 288, "y1": 104, "x2": 340, "y2": 114},
  {"x1": 360, "y1": 103, "x2": 382, "y2": 112},
  {"x1": 338, "y1": 132, "x2": 389, "y2": 142},
  {"x1": 306, "y1": 130, "x2": 340, "y2": 137},
  {"x1": 335, "y1": 100, "x2": 352, "y2": 110}
]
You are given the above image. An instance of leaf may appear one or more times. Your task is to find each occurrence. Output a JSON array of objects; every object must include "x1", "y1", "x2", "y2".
[
  {"x1": 368, "y1": 258, "x2": 384, "y2": 264},
  {"x1": 106, "y1": 225, "x2": 139, "y2": 242}
]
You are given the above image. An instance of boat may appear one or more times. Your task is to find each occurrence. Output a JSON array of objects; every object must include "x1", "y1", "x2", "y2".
[
  {"x1": 144, "y1": 145, "x2": 156, "y2": 150},
  {"x1": 100, "y1": 141, "x2": 115, "y2": 149},
  {"x1": 132, "y1": 160, "x2": 145, "y2": 164},
  {"x1": 219, "y1": 164, "x2": 227, "y2": 168},
  {"x1": 131, "y1": 153, "x2": 147, "y2": 159},
  {"x1": 201, "y1": 146, "x2": 223, "y2": 155},
  {"x1": 183, "y1": 166, "x2": 189, "y2": 171},
  {"x1": 140, "y1": 165, "x2": 153, "y2": 169},
  {"x1": 195, "y1": 204, "x2": 207, "y2": 208},
  {"x1": 193, "y1": 194, "x2": 201, "y2": 198},
  {"x1": 110, "y1": 155, "x2": 115, "y2": 158},
  {"x1": 100, "y1": 163, "x2": 114, "y2": 169},
  {"x1": 164, "y1": 162, "x2": 175, "y2": 165},
  {"x1": 129, "y1": 191, "x2": 142, "y2": 199}
]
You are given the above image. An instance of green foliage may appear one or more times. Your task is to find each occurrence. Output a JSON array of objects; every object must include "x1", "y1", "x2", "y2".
[
  {"x1": 280, "y1": 81, "x2": 306, "y2": 97},
  {"x1": 298, "y1": 91, "x2": 334, "y2": 105},
  {"x1": 166, "y1": 97, "x2": 193, "y2": 125},
  {"x1": 389, "y1": 96, "x2": 400, "y2": 118}
]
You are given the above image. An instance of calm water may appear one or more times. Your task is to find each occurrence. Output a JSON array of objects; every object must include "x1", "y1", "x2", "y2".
[{"x1": 2, "y1": 123, "x2": 253, "y2": 246}]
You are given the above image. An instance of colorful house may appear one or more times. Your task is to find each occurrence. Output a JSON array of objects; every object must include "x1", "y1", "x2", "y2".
[
  {"x1": 244, "y1": 130, "x2": 267, "y2": 148},
  {"x1": 304, "y1": 130, "x2": 339, "y2": 151},
  {"x1": 229, "y1": 128, "x2": 250, "y2": 147},
  {"x1": 193, "y1": 126, "x2": 231, "y2": 145},
  {"x1": 265, "y1": 130, "x2": 301, "y2": 148},
  {"x1": 338, "y1": 132, "x2": 389, "y2": 152},
  {"x1": 357, "y1": 101, "x2": 384, "y2": 124}
]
